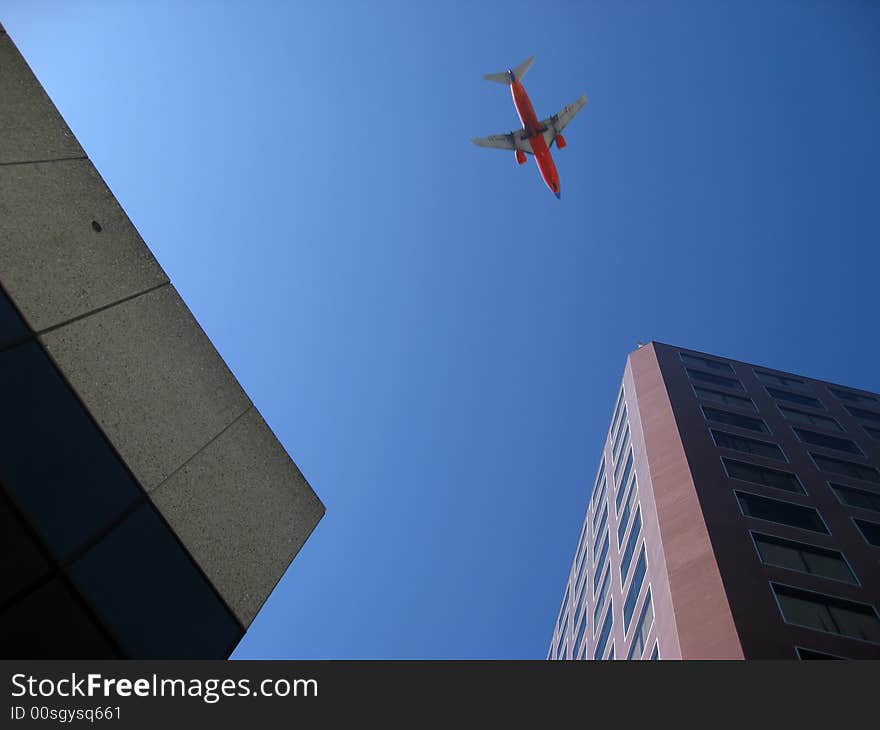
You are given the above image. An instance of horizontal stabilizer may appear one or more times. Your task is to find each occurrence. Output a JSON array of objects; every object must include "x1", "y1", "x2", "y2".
[
  {"x1": 482, "y1": 55, "x2": 535, "y2": 84},
  {"x1": 483, "y1": 71, "x2": 510, "y2": 84}
]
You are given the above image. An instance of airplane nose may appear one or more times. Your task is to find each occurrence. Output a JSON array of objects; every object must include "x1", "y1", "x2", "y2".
[{"x1": 555, "y1": 191, "x2": 561, "y2": 199}]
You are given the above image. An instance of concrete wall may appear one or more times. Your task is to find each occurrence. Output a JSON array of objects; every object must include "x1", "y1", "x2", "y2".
[{"x1": 0, "y1": 26, "x2": 324, "y2": 655}]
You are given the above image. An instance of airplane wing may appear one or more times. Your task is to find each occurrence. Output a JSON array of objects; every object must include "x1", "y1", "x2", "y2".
[
  {"x1": 472, "y1": 131, "x2": 535, "y2": 154},
  {"x1": 540, "y1": 94, "x2": 588, "y2": 148}
]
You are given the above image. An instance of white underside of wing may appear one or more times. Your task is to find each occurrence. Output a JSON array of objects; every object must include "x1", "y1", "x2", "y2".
[
  {"x1": 540, "y1": 94, "x2": 588, "y2": 147},
  {"x1": 472, "y1": 131, "x2": 534, "y2": 154}
]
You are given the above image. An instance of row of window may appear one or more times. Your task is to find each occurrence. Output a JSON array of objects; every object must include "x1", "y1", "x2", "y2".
[
  {"x1": 687, "y1": 355, "x2": 880, "y2": 654},
  {"x1": 686, "y1": 354, "x2": 880, "y2": 479},
  {"x1": 680, "y1": 351, "x2": 878, "y2": 411}
]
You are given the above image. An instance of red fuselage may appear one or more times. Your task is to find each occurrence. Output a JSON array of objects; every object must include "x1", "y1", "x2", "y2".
[{"x1": 510, "y1": 79, "x2": 560, "y2": 198}]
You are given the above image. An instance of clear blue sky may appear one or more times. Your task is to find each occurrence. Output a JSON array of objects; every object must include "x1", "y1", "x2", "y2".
[{"x1": 4, "y1": 1, "x2": 878, "y2": 658}]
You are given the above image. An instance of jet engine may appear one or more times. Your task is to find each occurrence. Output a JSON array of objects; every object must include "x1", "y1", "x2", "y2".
[
  {"x1": 515, "y1": 149, "x2": 526, "y2": 165},
  {"x1": 555, "y1": 134, "x2": 567, "y2": 149}
]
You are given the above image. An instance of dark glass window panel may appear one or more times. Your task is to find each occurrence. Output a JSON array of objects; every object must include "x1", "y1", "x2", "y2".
[
  {"x1": 573, "y1": 612, "x2": 588, "y2": 657},
  {"x1": 693, "y1": 386, "x2": 757, "y2": 412},
  {"x1": 794, "y1": 428, "x2": 862, "y2": 455},
  {"x1": 752, "y1": 532, "x2": 856, "y2": 584},
  {"x1": 0, "y1": 491, "x2": 53, "y2": 605},
  {"x1": 613, "y1": 423, "x2": 630, "y2": 465},
  {"x1": 576, "y1": 526, "x2": 590, "y2": 573},
  {"x1": 620, "y1": 508, "x2": 642, "y2": 580},
  {"x1": 736, "y1": 492, "x2": 829, "y2": 534},
  {"x1": 845, "y1": 405, "x2": 880, "y2": 424},
  {"x1": 623, "y1": 547, "x2": 647, "y2": 632},
  {"x1": 68, "y1": 502, "x2": 242, "y2": 659},
  {"x1": 606, "y1": 643, "x2": 615, "y2": 660},
  {"x1": 680, "y1": 352, "x2": 734, "y2": 373},
  {"x1": 611, "y1": 390, "x2": 625, "y2": 439},
  {"x1": 593, "y1": 567, "x2": 611, "y2": 627},
  {"x1": 863, "y1": 425, "x2": 880, "y2": 441},
  {"x1": 616, "y1": 450, "x2": 634, "y2": 499},
  {"x1": 796, "y1": 647, "x2": 844, "y2": 660},
  {"x1": 0, "y1": 342, "x2": 143, "y2": 559},
  {"x1": 650, "y1": 643, "x2": 659, "y2": 660},
  {"x1": 831, "y1": 483, "x2": 880, "y2": 514},
  {"x1": 593, "y1": 505, "x2": 608, "y2": 554},
  {"x1": 754, "y1": 371, "x2": 806, "y2": 388},
  {"x1": 830, "y1": 388, "x2": 877, "y2": 405},
  {"x1": 593, "y1": 533, "x2": 610, "y2": 591},
  {"x1": 722, "y1": 458, "x2": 805, "y2": 494},
  {"x1": 627, "y1": 589, "x2": 654, "y2": 660},
  {"x1": 702, "y1": 406, "x2": 768, "y2": 433},
  {"x1": 0, "y1": 288, "x2": 31, "y2": 349},
  {"x1": 766, "y1": 387, "x2": 824, "y2": 409},
  {"x1": 854, "y1": 519, "x2": 880, "y2": 547},
  {"x1": 0, "y1": 578, "x2": 119, "y2": 658},
  {"x1": 574, "y1": 582, "x2": 588, "y2": 629},
  {"x1": 612, "y1": 406, "x2": 628, "y2": 452},
  {"x1": 772, "y1": 584, "x2": 880, "y2": 643},
  {"x1": 779, "y1": 406, "x2": 843, "y2": 432},
  {"x1": 556, "y1": 638, "x2": 567, "y2": 660},
  {"x1": 617, "y1": 477, "x2": 637, "y2": 546},
  {"x1": 592, "y1": 477, "x2": 607, "y2": 530},
  {"x1": 687, "y1": 368, "x2": 744, "y2": 392},
  {"x1": 811, "y1": 453, "x2": 880, "y2": 483},
  {"x1": 593, "y1": 602, "x2": 613, "y2": 660},
  {"x1": 712, "y1": 430, "x2": 785, "y2": 461}
]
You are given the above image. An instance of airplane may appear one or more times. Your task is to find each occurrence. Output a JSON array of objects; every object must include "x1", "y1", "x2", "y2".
[{"x1": 472, "y1": 56, "x2": 587, "y2": 199}]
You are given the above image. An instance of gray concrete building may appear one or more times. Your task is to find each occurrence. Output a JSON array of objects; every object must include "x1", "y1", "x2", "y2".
[
  {"x1": 0, "y1": 23, "x2": 324, "y2": 658},
  {"x1": 549, "y1": 342, "x2": 880, "y2": 659}
]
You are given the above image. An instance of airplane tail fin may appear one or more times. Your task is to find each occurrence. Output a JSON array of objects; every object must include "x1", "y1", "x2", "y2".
[{"x1": 483, "y1": 55, "x2": 535, "y2": 84}]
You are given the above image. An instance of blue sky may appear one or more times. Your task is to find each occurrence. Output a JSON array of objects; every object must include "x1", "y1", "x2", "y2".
[{"x1": 4, "y1": 1, "x2": 878, "y2": 658}]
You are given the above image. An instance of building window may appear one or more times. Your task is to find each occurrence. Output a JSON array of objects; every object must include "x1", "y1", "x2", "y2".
[
  {"x1": 771, "y1": 583, "x2": 880, "y2": 644},
  {"x1": 591, "y1": 477, "x2": 607, "y2": 530},
  {"x1": 736, "y1": 491, "x2": 829, "y2": 534},
  {"x1": 605, "y1": 643, "x2": 615, "y2": 660},
  {"x1": 811, "y1": 453, "x2": 880, "y2": 484},
  {"x1": 556, "y1": 637, "x2": 567, "y2": 660},
  {"x1": 693, "y1": 386, "x2": 757, "y2": 412},
  {"x1": 796, "y1": 647, "x2": 844, "y2": 660},
  {"x1": 687, "y1": 368, "x2": 744, "y2": 392},
  {"x1": 650, "y1": 643, "x2": 659, "y2": 660},
  {"x1": 627, "y1": 589, "x2": 654, "y2": 660},
  {"x1": 593, "y1": 602, "x2": 613, "y2": 660},
  {"x1": 845, "y1": 405, "x2": 880, "y2": 424},
  {"x1": 711, "y1": 429, "x2": 785, "y2": 461},
  {"x1": 751, "y1": 532, "x2": 857, "y2": 584},
  {"x1": 863, "y1": 425, "x2": 880, "y2": 441},
  {"x1": 722, "y1": 458, "x2": 805, "y2": 494},
  {"x1": 778, "y1": 406, "x2": 843, "y2": 433},
  {"x1": 613, "y1": 424, "x2": 630, "y2": 466},
  {"x1": 620, "y1": 508, "x2": 642, "y2": 581},
  {"x1": 593, "y1": 505, "x2": 608, "y2": 554},
  {"x1": 617, "y1": 476, "x2": 638, "y2": 546},
  {"x1": 611, "y1": 389, "x2": 626, "y2": 439},
  {"x1": 793, "y1": 428, "x2": 863, "y2": 456},
  {"x1": 766, "y1": 387, "x2": 824, "y2": 409},
  {"x1": 615, "y1": 457, "x2": 634, "y2": 516},
  {"x1": 831, "y1": 483, "x2": 880, "y2": 514},
  {"x1": 614, "y1": 447, "x2": 632, "y2": 488},
  {"x1": 573, "y1": 613, "x2": 588, "y2": 659},
  {"x1": 829, "y1": 388, "x2": 878, "y2": 405},
  {"x1": 680, "y1": 352, "x2": 735, "y2": 374},
  {"x1": 702, "y1": 405, "x2": 768, "y2": 433},
  {"x1": 754, "y1": 370, "x2": 807, "y2": 389},
  {"x1": 593, "y1": 567, "x2": 611, "y2": 629},
  {"x1": 593, "y1": 533, "x2": 610, "y2": 590},
  {"x1": 623, "y1": 547, "x2": 647, "y2": 633},
  {"x1": 612, "y1": 406, "x2": 628, "y2": 454},
  {"x1": 854, "y1": 518, "x2": 880, "y2": 547}
]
